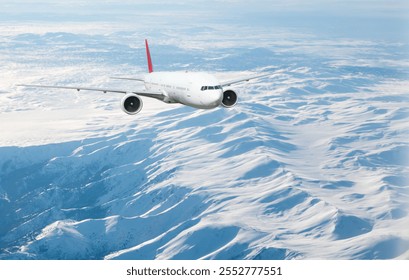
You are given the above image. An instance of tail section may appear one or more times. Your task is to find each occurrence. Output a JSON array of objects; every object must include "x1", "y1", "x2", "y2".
[{"x1": 145, "y1": 39, "x2": 153, "y2": 73}]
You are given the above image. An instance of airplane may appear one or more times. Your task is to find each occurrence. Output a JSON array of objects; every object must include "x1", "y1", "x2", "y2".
[{"x1": 18, "y1": 40, "x2": 268, "y2": 115}]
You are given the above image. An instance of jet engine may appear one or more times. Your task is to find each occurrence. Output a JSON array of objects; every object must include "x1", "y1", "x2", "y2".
[
  {"x1": 121, "y1": 93, "x2": 143, "y2": 115},
  {"x1": 221, "y1": 89, "x2": 238, "y2": 108}
]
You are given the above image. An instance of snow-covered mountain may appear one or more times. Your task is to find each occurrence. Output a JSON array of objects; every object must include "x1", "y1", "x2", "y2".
[{"x1": 1, "y1": 19, "x2": 408, "y2": 259}]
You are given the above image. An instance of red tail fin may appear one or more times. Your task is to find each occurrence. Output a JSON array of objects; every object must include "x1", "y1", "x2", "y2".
[{"x1": 145, "y1": 39, "x2": 153, "y2": 73}]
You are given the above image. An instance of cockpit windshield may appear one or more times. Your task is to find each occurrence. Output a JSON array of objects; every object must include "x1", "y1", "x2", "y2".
[{"x1": 201, "y1": 85, "x2": 221, "y2": 91}]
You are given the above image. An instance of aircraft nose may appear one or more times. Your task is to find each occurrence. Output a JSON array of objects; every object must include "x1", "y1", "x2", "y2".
[
  {"x1": 212, "y1": 89, "x2": 223, "y2": 106},
  {"x1": 200, "y1": 89, "x2": 223, "y2": 108},
  {"x1": 218, "y1": 89, "x2": 223, "y2": 103}
]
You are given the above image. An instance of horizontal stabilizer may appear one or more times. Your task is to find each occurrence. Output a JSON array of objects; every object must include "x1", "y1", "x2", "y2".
[{"x1": 110, "y1": 77, "x2": 145, "y2": 82}]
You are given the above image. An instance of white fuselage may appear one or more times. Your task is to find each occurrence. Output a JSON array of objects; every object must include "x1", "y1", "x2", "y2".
[{"x1": 144, "y1": 72, "x2": 223, "y2": 109}]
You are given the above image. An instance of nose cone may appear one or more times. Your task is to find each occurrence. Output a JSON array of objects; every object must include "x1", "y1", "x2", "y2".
[
  {"x1": 215, "y1": 90, "x2": 223, "y2": 105},
  {"x1": 209, "y1": 90, "x2": 223, "y2": 107},
  {"x1": 197, "y1": 89, "x2": 223, "y2": 109}
]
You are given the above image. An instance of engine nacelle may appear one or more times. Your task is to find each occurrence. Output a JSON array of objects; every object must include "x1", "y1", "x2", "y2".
[
  {"x1": 121, "y1": 93, "x2": 143, "y2": 115},
  {"x1": 221, "y1": 88, "x2": 238, "y2": 108}
]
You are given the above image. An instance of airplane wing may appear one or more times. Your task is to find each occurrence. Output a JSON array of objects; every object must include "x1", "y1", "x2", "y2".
[
  {"x1": 17, "y1": 84, "x2": 166, "y2": 101},
  {"x1": 220, "y1": 73, "x2": 270, "y2": 87}
]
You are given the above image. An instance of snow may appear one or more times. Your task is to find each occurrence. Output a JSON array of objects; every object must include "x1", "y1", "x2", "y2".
[{"x1": 0, "y1": 18, "x2": 408, "y2": 260}]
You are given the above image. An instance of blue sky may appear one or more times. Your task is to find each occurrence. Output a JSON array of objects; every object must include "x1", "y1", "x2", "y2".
[{"x1": 0, "y1": 0, "x2": 408, "y2": 41}]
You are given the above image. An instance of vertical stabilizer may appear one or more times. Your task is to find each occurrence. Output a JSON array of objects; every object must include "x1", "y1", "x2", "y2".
[{"x1": 145, "y1": 39, "x2": 153, "y2": 73}]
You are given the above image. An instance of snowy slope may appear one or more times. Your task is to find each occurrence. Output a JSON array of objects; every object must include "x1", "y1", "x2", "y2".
[{"x1": 1, "y1": 23, "x2": 409, "y2": 260}]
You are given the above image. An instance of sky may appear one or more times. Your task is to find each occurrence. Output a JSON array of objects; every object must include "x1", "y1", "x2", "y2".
[{"x1": 0, "y1": 0, "x2": 408, "y2": 41}]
